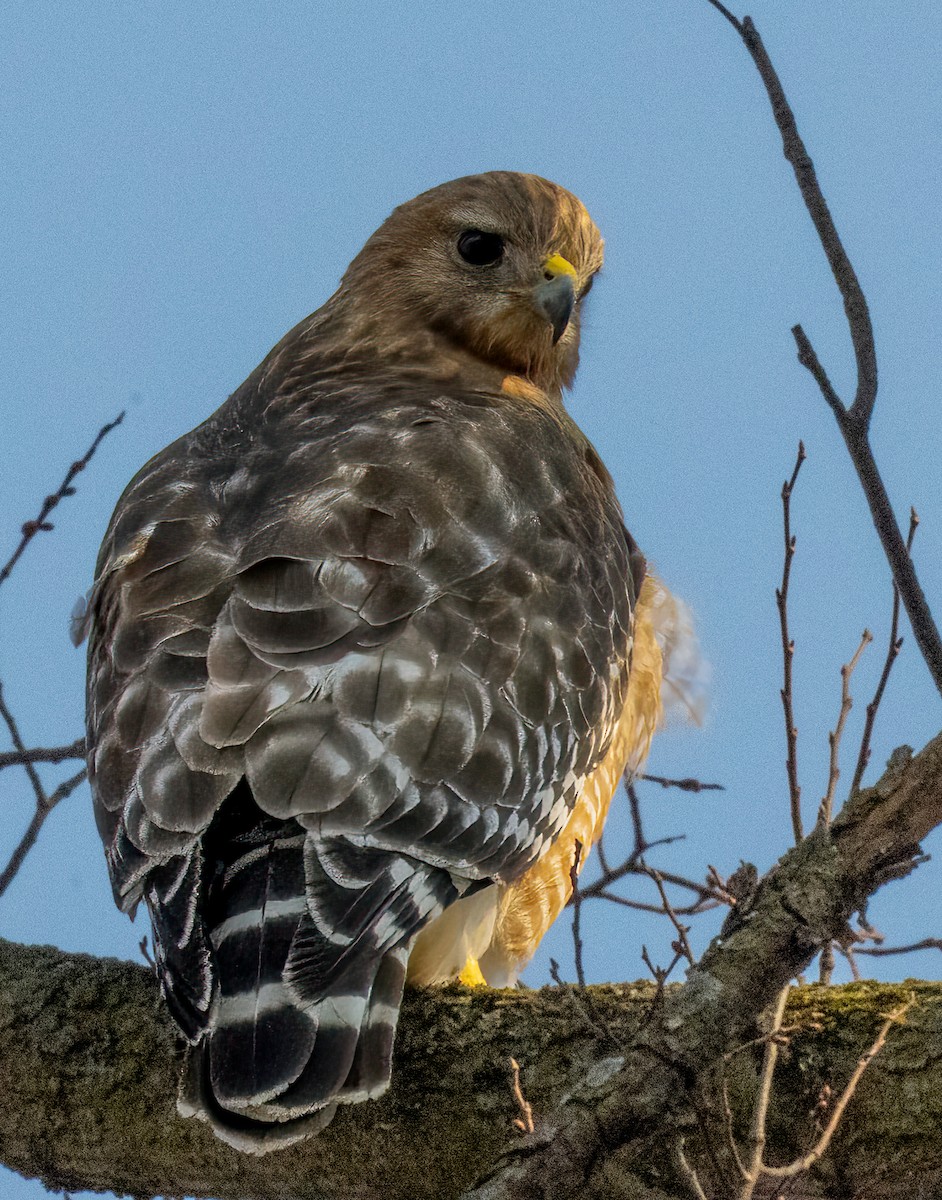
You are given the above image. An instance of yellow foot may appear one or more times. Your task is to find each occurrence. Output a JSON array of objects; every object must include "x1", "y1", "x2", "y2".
[{"x1": 458, "y1": 956, "x2": 487, "y2": 987}]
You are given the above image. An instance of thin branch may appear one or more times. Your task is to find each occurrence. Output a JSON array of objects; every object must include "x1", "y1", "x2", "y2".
[
  {"x1": 0, "y1": 683, "x2": 48, "y2": 811},
  {"x1": 0, "y1": 738, "x2": 86, "y2": 771},
  {"x1": 855, "y1": 938, "x2": 942, "y2": 958},
  {"x1": 640, "y1": 945, "x2": 684, "y2": 1000},
  {"x1": 739, "y1": 986, "x2": 791, "y2": 1200},
  {"x1": 703, "y1": 0, "x2": 744, "y2": 34},
  {"x1": 0, "y1": 684, "x2": 86, "y2": 897},
  {"x1": 777, "y1": 442, "x2": 806, "y2": 844},
  {"x1": 0, "y1": 411, "x2": 125, "y2": 588},
  {"x1": 0, "y1": 767, "x2": 86, "y2": 898},
  {"x1": 840, "y1": 944, "x2": 862, "y2": 982},
  {"x1": 576, "y1": 850, "x2": 702, "y2": 901},
  {"x1": 639, "y1": 774, "x2": 725, "y2": 794},
  {"x1": 762, "y1": 997, "x2": 915, "y2": 1178},
  {"x1": 792, "y1": 328, "x2": 845, "y2": 421},
  {"x1": 851, "y1": 508, "x2": 919, "y2": 794},
  {"x1": 818, "y1": 630, "x2": 872, "y2": 827},
  {"x1": 625, "y1": 780, "x2": 647, "y2": 856},
  {"x1": 595, "y1": 829, "x2": 612, "y2": 877},
  {"x1": 729, "y1": 20, "x2": 877, "y2": 419},
  {"x1": 720, "y1": 1076, "x2": 748, "y2": 1182},
  {"x1": 712, "y1": 6, "x2": 942, "y2": 695},
  {"x1": 569, "y1": 840, "x2": 585, "y2": 987},
  {"x1": 674, "y1": 1137, "x2": 710, "y2": 1200},
  {"x1": 584, "y1": 889, "x2": 719, "y2": 917},
  {"x1": 508, "y1": 1058, "x2": 535, "y2": 1135},
  {"x1": 643, "y1": 867, "x2": 695, "y2": 964},
  {"x1": 723, "y1": 1020, "x2": 807, "y2": 1064}
]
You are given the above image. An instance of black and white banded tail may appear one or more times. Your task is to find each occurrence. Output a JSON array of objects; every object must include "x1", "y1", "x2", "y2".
[{"x1": 157, "y1": 786, "x2": 464, "y2": 1151}]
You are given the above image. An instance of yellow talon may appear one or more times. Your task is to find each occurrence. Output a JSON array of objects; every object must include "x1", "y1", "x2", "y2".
[{"x1": 458, "y1": 957, "x2": 487, "y2": 987}]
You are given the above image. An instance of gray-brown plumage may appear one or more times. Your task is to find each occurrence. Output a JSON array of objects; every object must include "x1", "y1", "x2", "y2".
[{"x1": 85, "y1": 172, "x2": 640, "y2": 1151}]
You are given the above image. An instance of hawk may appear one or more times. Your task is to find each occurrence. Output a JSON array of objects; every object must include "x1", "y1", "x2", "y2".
[{"x1": 84, "y1": 172, "x2": 698, "y2": 1152}]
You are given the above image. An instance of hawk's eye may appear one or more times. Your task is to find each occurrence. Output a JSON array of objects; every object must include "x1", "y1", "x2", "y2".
[{"x1": 457, "y1": 230, "x2": 505, "y2": 266}]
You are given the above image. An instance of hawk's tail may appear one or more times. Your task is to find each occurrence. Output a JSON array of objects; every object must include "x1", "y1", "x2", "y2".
[{"x1": 177, "y1": 825, "x2": 410, "y2": 1153}]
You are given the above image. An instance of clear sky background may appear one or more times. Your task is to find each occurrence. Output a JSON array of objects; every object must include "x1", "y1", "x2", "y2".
[{"x1": 3, "y1": 3, "x2": 942, "y2": 1197}]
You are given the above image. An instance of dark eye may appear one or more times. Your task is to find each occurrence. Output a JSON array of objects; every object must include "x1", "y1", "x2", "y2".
[{"x1": 457, "y1": 229, "x2": 505, "y2": 266}]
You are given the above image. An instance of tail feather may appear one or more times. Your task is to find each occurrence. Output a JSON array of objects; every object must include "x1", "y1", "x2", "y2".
[
  {"x1": 145, "y1": 851, "x2": 214, "y2": 1041},
  {"x1": 173, "y1": 790, "x2": 441, "y2": 1151},
  {"x1": 206, "y1": 831, "x2": 315, "y2": 1107},
  {"x1": 183, "y1": 946, "x2": 408, "y2": 1152},
  {"x1": 340, "y1": 946, "x2": 409, "y2": 1102}
]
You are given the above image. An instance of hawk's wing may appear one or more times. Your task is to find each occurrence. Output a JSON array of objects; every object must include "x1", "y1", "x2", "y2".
[{"x1": 87, "y1": 382, "x2": 637, "y2": 1147}]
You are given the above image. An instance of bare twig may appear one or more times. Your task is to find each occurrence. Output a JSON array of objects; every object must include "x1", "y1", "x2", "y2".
[
  {"x1": 0, "y1": 683, "x2": 49, "y2": 812},
  {"x1": 0, "y1": 683, "x2": 87, "y2": 897},
  {"x1": 643, "y1": 867, "x2": 695, "y2": 964},
  {"x1": 569, "y1": 840, "x2": 585, "y2": 987},
  {"x1": 725, "y1": 987, "x2": 906, "y2": 1198},
  {"x1": 0, "y1": 738, "x2": 86, "y2": 771},
  {"x1": 674, "y1": 1137, "x2": 710, "y2": 1200},
  {"x1": 705, "y1": 865, "x2": 738, "y2": 908},
  {"x1": 639, "y1": 774, "x2": 724, "y2": 794},
  {"x1": 704, "y1": 0, "x2": 744, "y2": 35},
  {"x1": 578, "y1": 856, "x2": 712, "y2": 903},
  {"x1": 640, "y1": 944, "x2": 684, "y2": 1003},
  {"x1": 0, "y1": 411, "x2": 124, "y2": 588},
  {"x1": 722, "y1": 1019, "x2": 806, "y2": 1064},
  {"x1": 0, "y1": 767, "x2": 86, "y2": 898},
  {"x1": 851, "y1": 508, "x2": 919, "y2": 794},
  {"x1": 739, "y1": 986, "x2": 791, "y2": 1200},
  {"x1": 720, "y1": 1076, "x2": 748, "y2": 1183},
  {"x1": 573, "y1": 780, "x2": 723, "y2": 932},
  {"x1": 855, "y1": 938, "x2": 942, "y2": 959},
  {"x1": 508, "y1": 1058, "x2": 535, "y2": 1135},
  {"x1": 762, "y1": 996, "x2": 915, "y2": 1179},
  {"x1": 713, "y1": 7, "x2": 942, "y2": 694},
  {"x1": 595, "y1": 829, "x2": 612, "y2": 877},
  {"x1": 625, "y1": 780, "x2": 647, "y2": 857},
  {"x1": 583, "y1": 889, "x2": 720, "y2": 918},
  {"x1": 777, "y1": 442, "x2": 806, "y2": 844},
  {"x1": 840, "y1": 944, "x2": 862, "y2": 982},
  {"x1": 818, "y1": 630, "x2": 872, "y2": 827},
  {"x1": 139, "y1": 937, "x2": 157, "y2": 973}
]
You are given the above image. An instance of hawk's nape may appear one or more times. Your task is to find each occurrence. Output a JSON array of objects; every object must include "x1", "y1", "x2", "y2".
[{"x1": 84, "y1": 171, "x2": 684, "y2": 1151}]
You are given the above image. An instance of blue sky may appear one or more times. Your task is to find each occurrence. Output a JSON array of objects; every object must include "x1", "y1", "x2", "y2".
[{"x1": 3, "y1": 3, "x2": 942, "y2": 1197}]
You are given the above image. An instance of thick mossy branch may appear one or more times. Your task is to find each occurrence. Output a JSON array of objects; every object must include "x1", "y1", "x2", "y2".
[{"x1": 2, "y1": 938, "x2": 942, "y2": 1200}]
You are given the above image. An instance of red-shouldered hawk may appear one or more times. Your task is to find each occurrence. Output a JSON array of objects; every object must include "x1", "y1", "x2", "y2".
[{"x1": 84, "y1": 172, "x2": 699, "y2": 1152}]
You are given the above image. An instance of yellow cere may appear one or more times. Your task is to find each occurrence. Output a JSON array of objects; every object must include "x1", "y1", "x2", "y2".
[{"x1": 541, "y1": 253, "x2": 577, "y2": 279}]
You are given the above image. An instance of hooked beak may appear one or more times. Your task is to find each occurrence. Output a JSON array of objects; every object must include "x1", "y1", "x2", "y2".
[{"x1": 533, "y1": 253, "x2": 577, "y2": 344}]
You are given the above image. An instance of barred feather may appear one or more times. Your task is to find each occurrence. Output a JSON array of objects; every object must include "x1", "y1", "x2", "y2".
[{"x1": 84, "y1": 172, "x2": 684, "y2": 1152}]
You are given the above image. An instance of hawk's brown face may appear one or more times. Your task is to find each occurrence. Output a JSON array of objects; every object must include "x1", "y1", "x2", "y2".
[{"x1": 336, "y1": 171, "x2": 605, "y2": 393}]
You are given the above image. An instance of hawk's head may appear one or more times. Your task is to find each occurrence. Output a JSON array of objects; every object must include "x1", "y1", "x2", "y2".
[{"x1": 330, "y1": 172, "x2": 604, "y2": 394}]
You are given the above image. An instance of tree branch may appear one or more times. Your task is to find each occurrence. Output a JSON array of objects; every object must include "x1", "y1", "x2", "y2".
[
  {"x1": 0, "y1": 411, "x2": 124, "y2": 589},
  {"x1": 777, "y1": 441, "x2": 806, "y2": 843},
  {"x1": 715, "y1": 8, "x2": 942, "y2": 696},
  {"x1": 0, "y1": 738, "x2": 86, "y2": 771},
  {"x1": 851, "y1": 508, "x2": 918, "y2": 794},
  {"x1": 3, "y1": 936, "x2": 941, "y2": 1200}
]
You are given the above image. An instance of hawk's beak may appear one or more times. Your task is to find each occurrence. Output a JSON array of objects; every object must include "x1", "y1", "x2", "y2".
[{"x1": 534, "y1": 254, "x2": 577, "y2": 344}]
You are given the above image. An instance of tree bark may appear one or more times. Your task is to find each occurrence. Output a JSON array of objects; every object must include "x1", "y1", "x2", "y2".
[{"x1": 2, "y1": 936, "x2": 942, "y2": 1200}]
